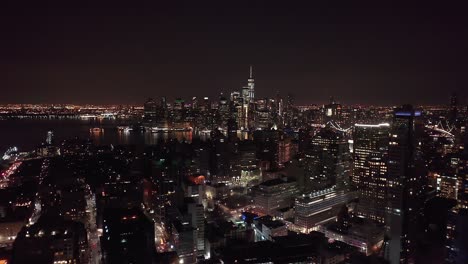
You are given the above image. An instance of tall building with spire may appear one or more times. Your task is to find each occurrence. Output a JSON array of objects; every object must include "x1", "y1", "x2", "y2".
[
  {"x1": 240, "y1": 66, "x2": 255, "y2": 129},
  {"x1": 248, "y1": 65, "x2": 255, "y2": 101},
  {"x1": 242, "y1": 65, "x2": 255, "y2": 104}
]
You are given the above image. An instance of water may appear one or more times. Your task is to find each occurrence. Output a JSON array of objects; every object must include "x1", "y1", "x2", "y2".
[{"x1": 0, "y1": 118, "x2": 195, "y2": 153}]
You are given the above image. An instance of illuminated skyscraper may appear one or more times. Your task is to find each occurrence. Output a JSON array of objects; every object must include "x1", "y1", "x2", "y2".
[
  {"x1": 385, "y1": 105, "x2": 426, "y2": 264},
  {"x1": 46, "y1": 130, "x2": 54, "y2": 145},
  {"x1": 284, "y1": 93, "x2": 294, "y2": 126},
  {"x1": 241, "y1": 65, "x2": 255, "y2": 103},
  {"x1": 144, "y1": 98, "x2": 159, "y2": 122},
  {"x1": 240, "y1": 66, "x2": 255, "y2": 129},
  {"x1": 304, "y1": 128, "x2": 351, "y2": 192},
  {"x1": 449, "y1": 92, "x2": 458, "y2": 124},
  {"x1": 323, "y1": 96, "x2": 342, "y2": 123},
  {"x1": 352, "y1": 123, "x2": 390, "y2": 223}
]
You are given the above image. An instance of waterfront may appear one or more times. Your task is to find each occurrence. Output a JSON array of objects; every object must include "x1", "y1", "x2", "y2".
[{"x1": 0, "y1": 118, "x2": 195, "y2": 153}]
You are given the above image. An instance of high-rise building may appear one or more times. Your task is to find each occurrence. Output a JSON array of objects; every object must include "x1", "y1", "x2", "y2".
[
  {"x1": 277, "y1": 136, "x2": 293, "y2": 167},
  {"x1": 353, "y1": 123, "x2": 390, "y2": 223},
  {"x1": 456, "y1": 153, "x2": 468, "y2": 209},
  {"x1": 303, "y1": 128, "x2": 351, "y2": 192},
  {"x1": 385, "y1": 105, "x2": 426, "y2": 264},
  {"x1": 323, "y1": 96, "x2": 342, "y2": 123},
  {"x1": 171, "y1": 220, "x2": 197, "y2": 264},
  {"x1": 187, "y1": 199, "x2": 205, "y2": 256},
  {"x1": 241, "y1": 66, "x2": 255, "y2": 104},
  {"x1": 144, "y1": 98, "x2": 159, "y2": 122},
  {"x1": 446, "y1": 209, "x2": 468, "y2": 264},
  {"x1": 283, "y1": 93, "x2": 295, "y2": 126},
  {"x1": 46, "y1": 130, "x2": 54, "y2": 145},
  {"x1": 240, "y1": 66, "x2": 255, "y2": 130},
  {"x1": 218, "y1": 95, "x2": 230, "y2": 130},
  {"x1": 449, "y1": 92, "x2": 458, "y2": 124}
]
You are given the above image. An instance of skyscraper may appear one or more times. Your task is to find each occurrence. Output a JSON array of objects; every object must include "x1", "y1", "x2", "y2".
[
  {"x1": 303, "y1": 128, "x2": 351, "y2": 192},
  {"x1": 144, "y1": 98, "x2": 159, "y2": 123},
  {"x1": 323, "y1": 96, "x2": 342, "y2": 123},
  {"x1": 46, "y1": 130, "x2": 54, "y2": 145},
  {"x1": 385, "y1": 105, "x2": 426, "y2": 264},
  {"x1": 241, "y1": 66, "x2": 255, "y2": 104},
  {"x1": 353, "y1": 123, "x2": 390, "y2": 223},
  {"x1": 449, "y1": 92, "x2": 458, "y2": 125},
  {"x1": 240, "y1": 66, "x2": 255, "y2": 130}
]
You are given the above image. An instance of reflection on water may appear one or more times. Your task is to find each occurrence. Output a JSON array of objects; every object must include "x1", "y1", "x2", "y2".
[
  {"x1": 0, "y1": 118, "x2": 253, "y2": 153},
  {"x1": 0, "y1": 119, "x2": 197, "y2": 152},
  {"x1": 91, "y1": 130, "x2": 195, "y2": 146}
]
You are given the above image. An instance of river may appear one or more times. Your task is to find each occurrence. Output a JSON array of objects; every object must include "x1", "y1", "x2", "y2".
[{"x1": 0, "y1": 118, "x2": 197, "y2": 153}]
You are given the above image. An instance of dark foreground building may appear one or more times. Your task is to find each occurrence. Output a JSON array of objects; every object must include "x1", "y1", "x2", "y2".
[
  {"x1": 11, "y1": 209, "x2": 88, "y2": 264},
  {"x1": 101, "y1": 207, "x2": 155, "y2": 264}
]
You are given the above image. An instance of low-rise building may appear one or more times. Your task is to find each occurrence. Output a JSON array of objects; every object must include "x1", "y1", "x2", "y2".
[
  {"x1": 253, "y1": 177, "x2": 300, "y2": 215},
  {"x1": 318, "y1": 218, "x2": 385, "y2": 255},
  {"x1": 294, "y1": 189, "x2": 351, "y2": 233}
]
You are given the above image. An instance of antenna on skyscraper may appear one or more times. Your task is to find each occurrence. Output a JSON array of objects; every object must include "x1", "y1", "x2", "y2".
[{"x1": 249, "y1": 65, "x2": 253, "y2": 79}]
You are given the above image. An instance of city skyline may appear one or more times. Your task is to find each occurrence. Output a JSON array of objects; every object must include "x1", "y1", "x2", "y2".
[
  {"x1": 1, "y1": 3, "x2": 467, "y2": 264},
  {"x1": 1, "y1": 3, "x2": 467, "y2": 105}
]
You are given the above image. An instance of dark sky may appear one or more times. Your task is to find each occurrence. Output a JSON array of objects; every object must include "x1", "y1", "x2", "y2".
[{"x1": 1, "y1": 2, "x2": 467, "y2": 105}]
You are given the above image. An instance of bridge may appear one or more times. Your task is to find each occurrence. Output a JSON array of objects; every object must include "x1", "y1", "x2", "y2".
[
  {"x1": 425, "y1": 120, "x2": 455, "y2": 138},
  {"x1": 2, "y1": 146, "x2": 18, "y2": 161},
  {"x1": 319, "y1": 120, "x2": 456, "y2": 139}
]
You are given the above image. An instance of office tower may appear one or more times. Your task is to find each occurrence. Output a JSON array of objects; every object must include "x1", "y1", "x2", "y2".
[
  {"x1": 303, "y1": 128, "x2": 351, "y2": 192},
  {"x1": 248, "y1": 66, "x2": 255, "y2": 101},
  {"x1": 191, "y1": 96, "x2": 198, "y2": 110},
  {"x1": 385, "y1": 105, "x2": 426, "y2": 264},
  {"x1": 446, "y1": 209, "x2": 468, "y2": 264},
  {"x1": 101, "y1": 208, "x2": 155, "y2": 264},
  {"x1": 241, "y1": 66, "x2": 255, "y2": 104},
  {"x1": 323, "y1": 96, "x2": 342, "y2": 123},
  {"x1": 353, "y1": 123, "x2": 390, "y2": 223},
  {"x1": 173, "y1": 98, "x2": 184, "y2": 110},
  {"x1": 449, "y1": 92, "x2": 458, "y2": 124},
  {"x1": 161, "y1": 96, "x2": 167, "y2": 110},
  {"x1": 187, "y1": 199, "x2": 205, "y2": 256},
  {"x1": 218, "y1": 95, "x2": 230, "y2": 130},
  {"x1": 46, "y1": 130, "x2": 54, "y2": 145},
  {"x1": 172, "y1": 98, "x2": 185, "y2": 123},
  {"x1": 144, "y1": 98, "x2": 159, "y2": 122},
  {"x1": 253, "y1": 130, "x2": 279, "y2": 171},
  {"x1": 456, "y1": 153, "x2": 468, "y2": 209},
  {"x1": 283, "y1": 93, "x2": 294, "y2": 126},
  {"x1": 254, "y1": 98, "x2": 271, "y2": 129},
  {"x1": 277, "y1": 136, "x2": 293, "y2": 167},
  {"x1": 240, "y1": 66, "x2": 255, "y2": 130},
  {"x1": 200, "y1": 97, "x2": 210, "y2": 112},
  {"x1": 171, "y1": 220, "x2": 197, "y2": 264},
  {"x1": 273, "y1": 91, "x2": 284, "y2": 127}
]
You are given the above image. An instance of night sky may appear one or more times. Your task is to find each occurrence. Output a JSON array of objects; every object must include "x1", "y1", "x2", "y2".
[{"x1": 1, "y1": 2, "x2": 467, "y2": 105}]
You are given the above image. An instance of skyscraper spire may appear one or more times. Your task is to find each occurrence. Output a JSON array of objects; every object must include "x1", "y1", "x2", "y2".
[{"x1": 249, "y1": 65, "x2": 253, "y2": 79}]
